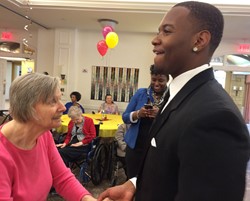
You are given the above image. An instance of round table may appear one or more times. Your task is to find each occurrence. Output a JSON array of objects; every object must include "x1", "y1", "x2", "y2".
[{"x1": 56, "y1": 113, "x2": 124, "y2": 138}]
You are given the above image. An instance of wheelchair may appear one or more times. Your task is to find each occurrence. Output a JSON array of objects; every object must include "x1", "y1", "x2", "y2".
[
  {"x1": 69, "y1": 124, "x2": 110, "y2": 185},
  {"x1": 76, "y1": 136, "x2": 101, "y2": 184},
  {"x1": 107, "y1": 139, "x2": 127, "y2": 186},
  {"x1": 90, "y1": 139, "x2": 109, "y2": 185}
]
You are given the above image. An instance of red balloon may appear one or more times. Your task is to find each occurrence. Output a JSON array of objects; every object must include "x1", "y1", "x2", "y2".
[
  {"x1": 102, "y1": 26, "x2": 114, "y2": 39},
  {"x1": 97, "y1": 40, "x2": 108, "y2": 56}
]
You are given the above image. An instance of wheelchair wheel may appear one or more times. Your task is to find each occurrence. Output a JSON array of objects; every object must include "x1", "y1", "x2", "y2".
[
  {"x1": 107, "y1": 141, "x2": 116, "y2": 180},
  {"x1": 79, "y1": 160, "x2": 91, "y2": 184},
  {"x1": 91, "y1": 143, "x2": 109, "y2": 185},
  {"x1": 110, "y1": 160, "x2": 119, "y2": 186}
]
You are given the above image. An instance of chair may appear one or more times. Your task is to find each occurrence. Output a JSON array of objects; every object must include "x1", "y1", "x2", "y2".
[
  {"x1": 0, "y1": 113, "x2": 12, "y2": 126},
  {"x1": 52, "y1": 131, "x2": 67, "y2": 144},
  {"x1": 70, "y1": 123, "x2": 102, "y2": 184},
  {"x1": 94, "y1": 124, "x2": 100, "y2": 137}
]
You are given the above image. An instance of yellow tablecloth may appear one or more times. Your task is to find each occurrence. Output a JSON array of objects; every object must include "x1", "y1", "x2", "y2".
[{"x1": 56, "y1": 113, "x2": 124, "y2": 138}]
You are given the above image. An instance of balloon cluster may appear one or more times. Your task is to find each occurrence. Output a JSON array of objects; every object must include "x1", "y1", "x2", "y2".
[{"x1": 97, "y1": 26, "x2": 119, "y2": 57}]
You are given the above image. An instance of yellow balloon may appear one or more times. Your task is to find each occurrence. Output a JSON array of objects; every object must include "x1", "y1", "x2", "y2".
[{"x1": 105, "y1": 32, "x2": 119, "y2": 48}]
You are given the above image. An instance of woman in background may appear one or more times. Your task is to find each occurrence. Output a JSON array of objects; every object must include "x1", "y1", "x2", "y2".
[
  {"x1": 57, "y1": 106, "x2": 96, "y2": 167},
  {"x1": 98, "y1": 94, "x2": 119, "y2": 115},
  {"x1": 64, "y1": 91, "x2": 85, "y2": 114},
  {"x1": 122, "y1": 64, "x2": 169, "y2": 178},
  {"x1": 115, "y1": 123, "x2": 130, "y2": 176},
  {"x1": 0, "y1": 73, "x2": 96, "y2": 201}
]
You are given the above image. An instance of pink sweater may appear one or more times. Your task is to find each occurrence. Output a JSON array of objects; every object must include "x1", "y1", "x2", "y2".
[{"x1": 0, "y1": 129, "x2": 90, "y2": 201}]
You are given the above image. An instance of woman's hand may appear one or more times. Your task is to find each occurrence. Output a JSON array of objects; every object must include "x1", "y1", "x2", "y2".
[
  {"x1": 138, "y1": 105, "x2": 159, "y2": 119},
  {"x1": 56, "y1": 143, "x2": 66, "y2": 148},
  {"x1": 137, "y1": 107, "x2": 149, "y2": 118},
  {"x1": 147, "y1": 106, "x2": 159, "y2": 119},
  {"x1": 71, "y1": 142, "x2": 83, "y2": 147}
]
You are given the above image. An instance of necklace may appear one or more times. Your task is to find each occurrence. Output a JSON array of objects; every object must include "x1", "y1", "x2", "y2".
[{"x1": 153, "y1": 88, "x2": 168, "y2": 108}]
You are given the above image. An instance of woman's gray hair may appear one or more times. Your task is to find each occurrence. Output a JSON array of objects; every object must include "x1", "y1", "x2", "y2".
[
  {"x1": 68, "y1": 106, "x2": 83, "y2": 118},
  {"x1": 9, "y1": 73, "x2": 60, "y2": 123}
]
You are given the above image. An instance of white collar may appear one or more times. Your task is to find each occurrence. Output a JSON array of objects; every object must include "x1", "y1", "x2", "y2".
[{"x1": 162, "y1": 64, "x2": 211, "y2": 112}]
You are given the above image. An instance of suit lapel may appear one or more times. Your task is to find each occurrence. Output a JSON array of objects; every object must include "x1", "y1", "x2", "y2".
[
  {"x1": 148, "y1": 68, "x2": 215, "y2": 140},
  {"x1": 137, "y1": 68, "x2": 215, "y2": 184}
]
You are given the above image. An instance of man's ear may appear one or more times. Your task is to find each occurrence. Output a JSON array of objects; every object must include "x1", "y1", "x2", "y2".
[{"x1": 192, "y1": 30, "x2": 211, "y2": 52}]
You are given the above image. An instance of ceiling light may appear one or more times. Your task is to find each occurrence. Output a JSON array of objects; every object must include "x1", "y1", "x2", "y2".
[
  {"x1": 98, "y1": 19, "x2": 118, "y2": 29},
  {"x1": 0, "y1": 56, "x2": 27, "y2": 61}
]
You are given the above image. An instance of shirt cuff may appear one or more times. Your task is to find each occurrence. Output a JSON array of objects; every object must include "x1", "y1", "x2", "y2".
[
  {"x1": 129, "y1": 177, "x2": 137, "y2": 188},
  {"x1": 130, "y1": 111, "x2": 138, "y2": 123}
]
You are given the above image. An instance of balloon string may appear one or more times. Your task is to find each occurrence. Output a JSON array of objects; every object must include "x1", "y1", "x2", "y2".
[{"x1": 106, "y1": 49, "x2": 111, "y2": 67}]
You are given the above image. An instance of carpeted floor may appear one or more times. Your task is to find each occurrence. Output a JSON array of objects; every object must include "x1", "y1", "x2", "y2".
[
  {"x1": 47, "y1": 167, "x2": 127, "y2": 200},
  {"x1": 48, "y1": 162, "x2": 250, "y2": 201}
]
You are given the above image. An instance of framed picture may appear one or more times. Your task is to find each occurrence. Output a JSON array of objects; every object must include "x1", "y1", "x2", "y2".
[{"x1": 91, "y1": 66, "x2": 139, "y2": 102}]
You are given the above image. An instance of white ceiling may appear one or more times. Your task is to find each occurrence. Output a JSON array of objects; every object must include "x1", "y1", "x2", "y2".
[{"x1": 0, "y1": 0, "x2": 250, "y2": 43}]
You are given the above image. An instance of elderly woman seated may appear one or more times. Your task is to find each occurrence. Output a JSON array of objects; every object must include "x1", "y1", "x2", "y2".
[
  {"x1": 56, "y1": 106, "x2": 96, "y2": 167},
  {"x1": 98, "y1": 94, "x2": 119, "y2": 115}
]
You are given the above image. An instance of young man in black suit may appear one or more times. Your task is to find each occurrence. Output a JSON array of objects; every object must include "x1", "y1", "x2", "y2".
[{"x1": 98, "y1": 1, "x2": 250, "y2": 201}]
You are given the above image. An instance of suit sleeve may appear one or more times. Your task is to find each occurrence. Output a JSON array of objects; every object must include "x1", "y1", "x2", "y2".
[{"x1": 177, "y1": 109, "x2": 250, "y2": 201}]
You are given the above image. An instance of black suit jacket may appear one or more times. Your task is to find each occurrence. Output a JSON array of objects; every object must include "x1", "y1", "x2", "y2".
[{"x1": 135, "y1": 68, "x2": 250, "y2": 201}]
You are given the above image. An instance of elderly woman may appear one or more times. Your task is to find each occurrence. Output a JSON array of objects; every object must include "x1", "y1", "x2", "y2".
[
  {"x1": 98, "y1": 94, "x2": 119, "y2": 115},
  {"x1": 57, "y1": 106, "x2": 96, "y2": 167},
  {"x1": 0, "y1": 73, "x2": 96, "y2": 201}
]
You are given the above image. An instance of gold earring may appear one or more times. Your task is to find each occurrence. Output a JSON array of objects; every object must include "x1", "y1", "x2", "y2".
[{"x1": 193, "y1": 47, "x2": 198, "y2": 52}]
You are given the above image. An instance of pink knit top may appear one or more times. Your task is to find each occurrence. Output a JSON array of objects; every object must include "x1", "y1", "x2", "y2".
[{"x1": 0, "y1": 129, "x2": 90, "y2": 201}]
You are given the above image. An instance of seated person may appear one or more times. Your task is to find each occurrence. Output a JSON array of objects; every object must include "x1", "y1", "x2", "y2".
[
  {"x1": 98, "y1": 94, "x2": 119, "y2": 115},
  {"x1": 63, "y1": 91, "x2": 85, "y2": 114},
  {"x1": 56, "y1": 106, "x2": 96, "y2": 167},
  {"x1": 114, "y1": 123, "x2": 130, "y2": 175}
]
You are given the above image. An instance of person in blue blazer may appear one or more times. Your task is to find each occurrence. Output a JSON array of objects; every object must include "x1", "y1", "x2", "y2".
[
  {"x1": 98, "y1": 1, "x2": 250, "y2": 201},
  {"x1": 122, "y1": 64, "x2": 169, "y2": 178}
]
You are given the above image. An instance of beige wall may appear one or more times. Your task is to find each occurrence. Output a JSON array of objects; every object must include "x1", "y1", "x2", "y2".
[
  {"x1": 36, "y1": 29, "x2": 55, "y2": 75},
  {"x1": 2, "y1": 27, "x2": 250, "y2": 114},
  {"x1": 36, "y1": 29, "x2": 155, "y2": 113}
]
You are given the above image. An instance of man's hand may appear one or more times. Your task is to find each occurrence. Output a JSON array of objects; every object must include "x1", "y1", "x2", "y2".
[{"x1": 97, "y1": 180, "x2": 135, "y2": 201}]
